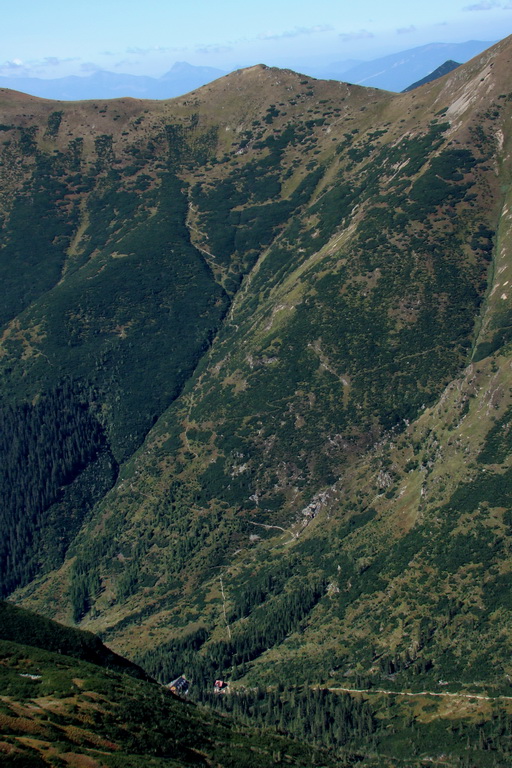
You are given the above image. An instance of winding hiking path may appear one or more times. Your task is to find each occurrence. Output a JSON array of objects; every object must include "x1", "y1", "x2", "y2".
[
  {"x1": 327, "y1": 686, "x2": 512, "y2": 702},
  {"x1": 248, "y1": 520, "x2": 298, "y2": 541}
]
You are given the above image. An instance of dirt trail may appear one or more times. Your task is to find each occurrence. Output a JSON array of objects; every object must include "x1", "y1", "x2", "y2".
[
  {"x1": 327, "y1": 686, "x2": 512, "y2": 702},
  {"x1": 248, "y1": 520, "x2": 297, "y2": 541}
]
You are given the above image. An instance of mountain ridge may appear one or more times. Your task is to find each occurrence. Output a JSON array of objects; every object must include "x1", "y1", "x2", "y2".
[
  {"x1": 0, "y1": 601, "x2": 345, "y2": 767},
  {"x1": 4, "y1": 33, "x2": 511, "y2": 622},
  {"x1": 1, "y1": 34, "x2": 512, "y2": 766},
  {"x1": 0, "y1": 61, "x2": 227, "y2": 102},
  {"x1": 402, "y1": 60, "x2": 461, "y2": 92},
  {"x1": 339, "y1": 39, "x2": 496, "y2": 91},
  {"x1": 0, "y1": 39, "x2": 498, "y2": 102}
]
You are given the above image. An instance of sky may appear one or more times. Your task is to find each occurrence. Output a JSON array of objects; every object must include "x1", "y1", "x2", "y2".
[{"x1": 1, "y1": 0, "x2": 512, "y2": 79}]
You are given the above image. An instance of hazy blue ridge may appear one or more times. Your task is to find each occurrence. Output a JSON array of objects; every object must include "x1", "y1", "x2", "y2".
[
  {"x1": 0, "y1": 62, "x2": 226, "y2": 101},
  {"x1": 0, "y1": 41, "x2": 495, "y2": 101},
  {"x1": 339, "y1": 40, "x2": 495, "y2": 91}
]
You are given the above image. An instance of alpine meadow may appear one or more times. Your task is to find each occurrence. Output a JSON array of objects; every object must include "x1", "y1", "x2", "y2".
[{"x1": 1, "y1": 34, "x2": 512, "y2": 767}]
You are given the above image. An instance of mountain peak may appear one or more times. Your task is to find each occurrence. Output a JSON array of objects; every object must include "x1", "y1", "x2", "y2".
[
  {"x1": 1, "y1": 33, "x2": 512, "y2": 767},
  {"x1": 160, "y1": 60, "x2": 226, "y2": 82}
]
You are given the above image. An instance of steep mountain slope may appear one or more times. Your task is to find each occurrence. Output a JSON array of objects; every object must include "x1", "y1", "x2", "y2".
[
  {"x1": 402, "y1": 60, "x2": 461, "y2": 92},
  {"x1": 0, "y1": 601, "x2": 149, "y2": 679},
  {"x1": 0, "y1": 67, "x2": 394, "y2": 599},
  {"x1": 0, "y1": 602, "x2": 342, "y2": 768},
  {"x1": 1, "y1": 35, "x2": 512, "y2": 766}
]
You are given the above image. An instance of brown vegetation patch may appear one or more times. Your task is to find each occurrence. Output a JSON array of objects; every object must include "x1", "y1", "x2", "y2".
[
  {"x1": 0, "y1": 711, "x2": 49, "y2": 737},
  {"x1": 57, "y1": 752, "x2": 104, "y2": 768}
]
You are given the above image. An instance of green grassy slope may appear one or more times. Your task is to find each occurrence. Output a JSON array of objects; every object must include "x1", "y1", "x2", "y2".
[
  {"x1": 0, "y1": 601, "x2": 149, "y2": 679},
  {"x1": 15, "y1": 38, "x2": 508, "y2": 638},
  {"x1": 0, "y1": 70, "x2": 392, "y2": 600},
  {"x1": 0, "y1": 603, "x2": 345, "y2": 768},
  {"x1": 1, "y1": 36, "x2": 512, "y2": 767}
]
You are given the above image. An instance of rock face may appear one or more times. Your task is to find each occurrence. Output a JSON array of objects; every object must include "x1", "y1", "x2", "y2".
[{"x1": 0, "y1": 37, "x2": 511, "y2": 741}]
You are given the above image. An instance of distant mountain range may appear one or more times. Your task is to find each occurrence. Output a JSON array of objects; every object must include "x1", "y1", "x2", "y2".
[
  {"x1": 0, "y1": 61, "x2": 227, "y2": 101},
  {"x1": 0, "y1": 40, "x2": 497, "y2": 100},
  {"x1": 308, "y1": 40, "x2": 495, "y2": 91}
]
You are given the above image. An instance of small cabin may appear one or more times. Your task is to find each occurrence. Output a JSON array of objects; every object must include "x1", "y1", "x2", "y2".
[
  {"x1": 214, "y1": 679, "x2": 228, "y2": 693},
  {"x1": 167, "y1": 675, "x2": 189, "y2": 695}
]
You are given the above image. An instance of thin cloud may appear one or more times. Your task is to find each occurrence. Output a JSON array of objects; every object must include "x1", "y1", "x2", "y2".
[
  {"x1": 102, "y1": 46, "x2": 185, "y2": 59},
  {"x1": 41, "y1": 56, "x2": 78, "y2": 67},
  {"x1": 0, "y1": 55, "x2": 78, "y2": 77},
  {"x1": 80, "y1": 62, "x2": 102, "y2": 72},
  {"x1": 463, "y1": 0, "x2": 499, "y2": 9},
  {"x1": 257, "y1": 24, "x2": 333, "y2": 41},
  {"x1": 397, "y1": 25, "x2": 416, "y2": 34},
  {"x1": 339, "y1": 29, "x2": 375, "y2": 42},
  {"x1": 126, "y1": 45, "x2": 177, "y2": 55},
  {"x1": 0, "y1": 59, "x2": 25, "y2": 74},
  {"x1": 195, "y1": 25, "x2": 332, "y2": 54},
  {"x1": 196, "y1": 44, "x2": 233, "y2": 54}
]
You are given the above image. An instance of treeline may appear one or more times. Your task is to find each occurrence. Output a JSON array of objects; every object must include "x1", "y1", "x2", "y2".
[
  {"x1": 226, "y1": 557, "x2": 302, "y2": 622},
  {"x1": 138, "y1": 578, "x2": 326, "y2": 688},
  {"x1": 205, "y1": 687, "x2": 377, "y2": 752},
  {"x1": 0, "y1": 380, "x2": 117, "y2": 596},
  {"x1": 205, "y1": 685, "x2": 512, "y2": 764}
]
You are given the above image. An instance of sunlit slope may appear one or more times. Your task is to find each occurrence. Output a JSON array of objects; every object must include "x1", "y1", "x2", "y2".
[
  {"x1": 1, "y1": 37, "x2": 512, "y2": 708},
  {"x1": 0, "y1": 602, "x2": 343, "y2": 768},
  {"x1": 0, "y1": 68, "x2": 390, "y2": 598}
]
